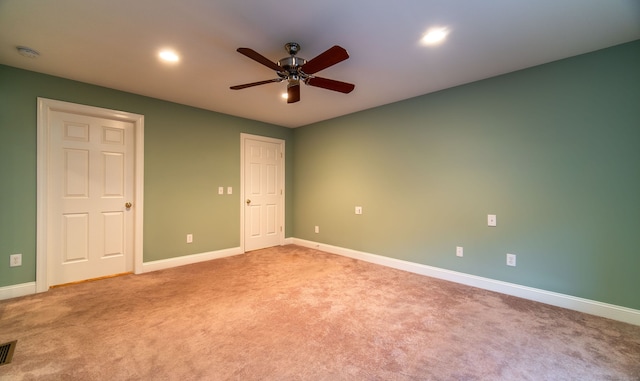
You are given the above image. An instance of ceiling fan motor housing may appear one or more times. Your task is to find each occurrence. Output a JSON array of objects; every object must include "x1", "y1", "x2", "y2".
[
  {"x1": 278, "y1": 56, "x2": 307, "y2": 69},
  {"x1": 278, "y1": 42, "x2": 310, "y2": 81},
  {"x1": 278, "y1": 56, "x2": 307, "y2": 79}
]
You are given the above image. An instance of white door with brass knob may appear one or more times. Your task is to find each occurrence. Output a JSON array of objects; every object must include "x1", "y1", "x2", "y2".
[
  {"x1": 47, "y1": 108, "x2": 135, "y2": 286},
  {"x1": 242, "y1": 134, "x2": 284, "y2": 251}
]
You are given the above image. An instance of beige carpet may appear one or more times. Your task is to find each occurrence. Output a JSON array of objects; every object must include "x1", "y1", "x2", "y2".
[{"x1": 1, "y1": 245, "x2": 639, "y2": 380}]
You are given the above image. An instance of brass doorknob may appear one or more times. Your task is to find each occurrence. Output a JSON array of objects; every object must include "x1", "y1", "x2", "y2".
[
  {"x1": 125, "y1": 202, "x2": 132, "y2": 208},
  {"x1": 246, "y1": 199, "x2": 251, "y2": 205}
]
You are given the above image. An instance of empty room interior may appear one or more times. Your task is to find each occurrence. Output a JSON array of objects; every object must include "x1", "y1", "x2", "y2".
[{"x1": 1, "y1": 1, "x2": 639, "y2": 379}]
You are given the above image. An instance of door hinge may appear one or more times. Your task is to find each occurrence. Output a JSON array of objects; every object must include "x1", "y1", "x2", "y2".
[
  {"x1": 280, "y1": 226, "x2": 283, "y2": 232},
  {"x1": 280, "y1": 152, "x2": 283, "y2": 158}
]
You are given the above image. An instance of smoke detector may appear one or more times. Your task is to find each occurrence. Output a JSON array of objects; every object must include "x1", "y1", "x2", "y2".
[{"x1": 17, "y1": 46, "x2": 40, "y2": 59}]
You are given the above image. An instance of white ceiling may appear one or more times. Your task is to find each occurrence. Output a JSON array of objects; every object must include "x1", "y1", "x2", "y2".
[{"x1": 1, "y1": 0, "x2": 639, "y2": 128}]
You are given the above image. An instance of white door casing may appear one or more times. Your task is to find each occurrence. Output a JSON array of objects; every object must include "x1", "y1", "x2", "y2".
[
  {"x1": 37, "y1": 98, "x2": 144, "y2": 291},
  {"x1": 241, "y1": 134, "x2": 284, "y2": 252}
]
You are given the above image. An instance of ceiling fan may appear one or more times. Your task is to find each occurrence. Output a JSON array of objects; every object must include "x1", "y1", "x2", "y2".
[{"x1": 230, "y1": 42, "x2": 355, "y2": 104}]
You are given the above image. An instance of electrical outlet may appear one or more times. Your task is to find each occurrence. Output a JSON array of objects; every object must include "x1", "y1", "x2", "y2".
[
  {"x1": 314, "y1": 226, "x2": 319, "y2": 233},
  {"x1": 456, "y1": 246, "x2": 463, "y2": 257},
  {"x1": 186, "y1": 234, "x2": 193, "y2": 243},
  {"x1": 506, "y1": 253, "x2": 516, "y2": 267},
  {"x1": 10, "y1": 254, "x2": 22, "y2": 267}
]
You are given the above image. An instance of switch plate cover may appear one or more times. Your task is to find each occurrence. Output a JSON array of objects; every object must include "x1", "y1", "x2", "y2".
[
  {"x1": 10, "y1": 254, "x2": 22, "y2": 267},
  {"x1": 456, "y1": 246, "x2": 463, "y2": 257},
  {"x1": 488, "y1": 214, "x2": 497, "y2": 227},
  {"x1": 507, "y1": 253, "x2": 516, "y2": 267},
  {"x1": 355, "y1": 206, "x2": 363, "y2": 215}
]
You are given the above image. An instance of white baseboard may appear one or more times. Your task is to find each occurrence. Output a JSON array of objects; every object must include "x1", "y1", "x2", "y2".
[
  {"x1": 292, "y1": 238, "x2": 640, "y2": 326},
  {"x1": 140, "y1": 247, "x2": 243, "y2": 273},
  {"x1": 4, "y1": 243, "x2": 638, "y2": 326},
  {"x1": 1, "y1": 247, "x2": 244, "y2": 300},
  {"x1": 0, "y1": 282, "x2": 36, "y2": 300}
]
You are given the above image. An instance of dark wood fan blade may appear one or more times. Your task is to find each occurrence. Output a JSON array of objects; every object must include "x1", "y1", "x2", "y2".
[
  {"x1": 237, "y1": 48, "x2": 283, "y2": 72},
  {"x1": 287, "y1": 83, "x2": 300, "y2": 103},
  {"x1": 300, "y1": 45, "x2": 349, "y2": 74},
  {"x1": 230, "y1": 78, "x2": 282, "y2": 90},
  {"x1": 306, "y1": 77, "x2": 355, "y2": 93}
]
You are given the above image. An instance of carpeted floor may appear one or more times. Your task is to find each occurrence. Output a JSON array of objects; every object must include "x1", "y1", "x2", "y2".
[{"x1": 1, "y1": 245, "x2": 639, "y2": 380}]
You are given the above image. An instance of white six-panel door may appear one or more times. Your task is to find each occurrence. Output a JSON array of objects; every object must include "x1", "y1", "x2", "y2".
[
  {"x1": 48, "y1": 110, "x2": 134, "y2": 285},
  {"x1": 243, "y1": 136, "x2": 284, "y2": 252}
]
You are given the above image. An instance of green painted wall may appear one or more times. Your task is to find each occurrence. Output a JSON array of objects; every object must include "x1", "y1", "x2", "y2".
[
  {"x1": 0, "y1": 65, "x2": 293, "y2": 287},
  {"x1": 2, "y1": 41, "x2": 639, "y2": 311},
  {"x1": 292, "y1": 41, "x2": 640, "y2": 310}
]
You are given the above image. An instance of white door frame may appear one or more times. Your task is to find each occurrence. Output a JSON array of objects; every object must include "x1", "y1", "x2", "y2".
[
  {"x1": 36, "y1": 98, "x2": 144, "y2": 292},
  {"x1": 240, "y1": 133, "x2": 285, "y2": 252}
]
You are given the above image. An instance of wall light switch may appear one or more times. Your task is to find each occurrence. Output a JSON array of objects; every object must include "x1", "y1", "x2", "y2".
[
  {"x1": 355, "y1": 206, "x2": 363, "y2": 215},
  {"x1": 314, "y1": 226, "x2": 319, "y2": 233},
  {"x1": 227, "y1": 187, "x2": 233, "y2": 195},
  {"x1": 488, "y1": 214, "x2": 497, "y2": 227},
  {"x1": 507, "y1": 253, "x2": 516, "y2": 267},
  {"x1": 218, "y1": 187, "x2": 224, "y2": 195},
  {"x1": 186, "y1": 234, "x2": 193, "y2": 243},
  {"x1": 456, "y1": 246, "x2": 463, "y2": 257}
]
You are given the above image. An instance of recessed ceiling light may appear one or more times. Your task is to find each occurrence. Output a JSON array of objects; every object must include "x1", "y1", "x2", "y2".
[
  {"x1": 159, "y1": 50, "x2": 180, "y2": 63},
  {"x1": 421, "y1": 27, "x2": 449, "y2": 45}
]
